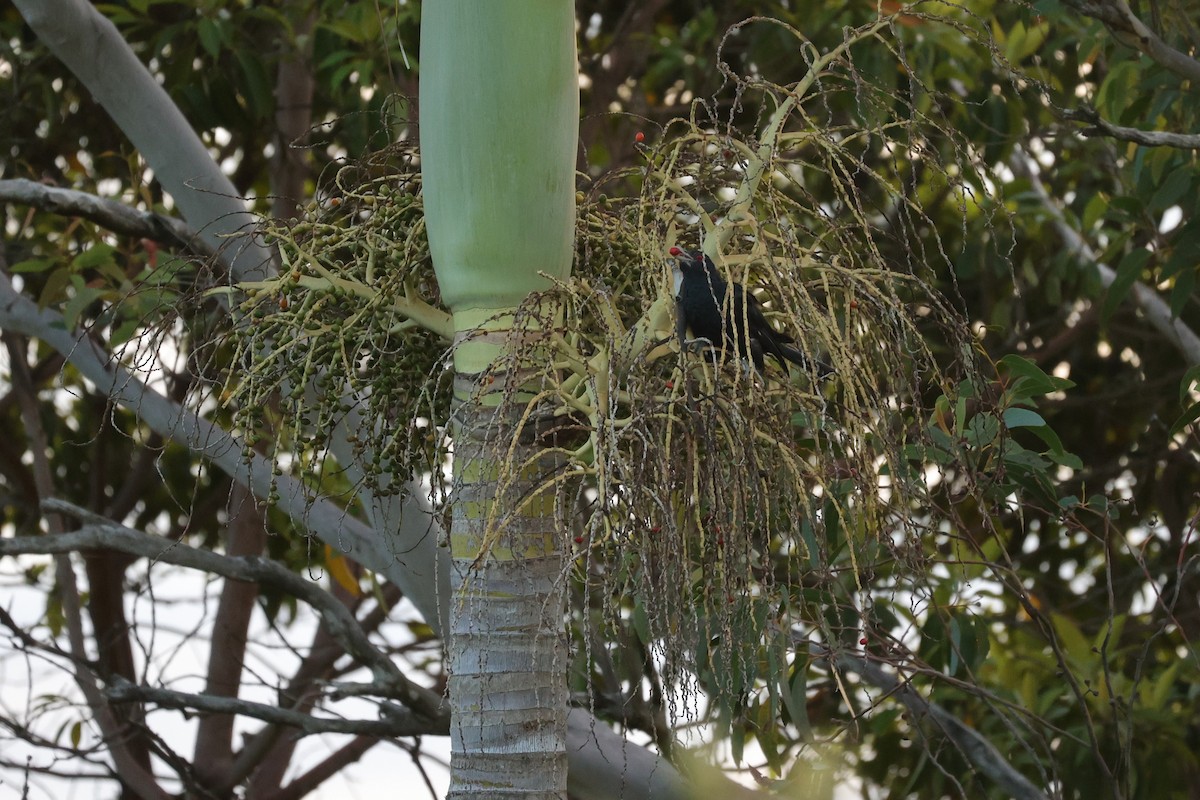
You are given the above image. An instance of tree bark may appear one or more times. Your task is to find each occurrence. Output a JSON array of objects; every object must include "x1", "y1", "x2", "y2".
[{"x1": 445, "y1": 349, "x2": 569, "y2": 798}]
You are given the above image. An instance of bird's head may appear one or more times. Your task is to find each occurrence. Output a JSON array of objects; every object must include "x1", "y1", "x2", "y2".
[{"x1": 668, "y1": 246, "x2": 715, "y2": 276}]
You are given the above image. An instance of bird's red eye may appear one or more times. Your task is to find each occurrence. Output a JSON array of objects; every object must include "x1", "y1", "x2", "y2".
[{"x1": 668, "y1": 246, "x2": 682, "y2": 257}]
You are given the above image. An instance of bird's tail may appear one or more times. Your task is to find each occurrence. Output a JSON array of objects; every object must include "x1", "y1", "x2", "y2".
[{"x1": 776, "y1": 343, "x2": 835, "y2": 378}]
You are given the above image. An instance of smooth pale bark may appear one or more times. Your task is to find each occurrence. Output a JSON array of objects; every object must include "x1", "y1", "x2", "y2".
[{"x1": 420, "y1": 3, "x2": 578, "y2": 797}]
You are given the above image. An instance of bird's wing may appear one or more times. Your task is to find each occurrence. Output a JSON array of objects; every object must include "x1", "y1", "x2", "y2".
[{"x1": 729, "y1": 282, "x2": 794, "y2": 342}]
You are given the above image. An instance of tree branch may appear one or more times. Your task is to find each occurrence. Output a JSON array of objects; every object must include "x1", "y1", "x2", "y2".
[
  {"x1": 2, "y1": 331, "x2": 167, "y2": 799},
  {"x1": 565, "y1": 709, "x2": 697, "y2": 800},
  {"x1": 104, "y1": 677, "x2": 435, "y2": 738},
  {"x1": 273, "y1": 735, "x2": 380, "y2": 800},
  {"x1": 0, "y1": 261, "x2": 703, "y2": 800},
  {"x1": 8, "y1": 7, "x2": 709, "y2": 795},
  {"x1": 193, "y1": 482, "x2": 267, "y2": 786},
  {"x1": 270, "y1": 9, "x2": 317, "y2": 222},
  {"x1": 1061, "y1": 107, "x2": 1200, "y2": 149},
  {"x1": 0, "y1": 179, "x2": 229, "y2": 270},
  {"x1": 819, "y1": 646, "x2": 1049, "y2": 800},
  {"x1": 13, "y1": 0, "x2": 452, "y2": 642},
  {"x1": 1060, "y1": 0, "x2": 1200, "y2": 84},
  {"x1": 1010, "y1": 152, "x2": 1200, "y2": 366},
  {"x1": 10, "y1": 502, "x2": 449, "y2": 729},
  {"x1": 13, "y1": 0, "x2": 273, "y2": 280},
  {"x1": 0, "y1": 276, "x2": 437, "y2": 585},
  {"x1": 239, "y1": 599, "x2": 359, "y2": 794}
]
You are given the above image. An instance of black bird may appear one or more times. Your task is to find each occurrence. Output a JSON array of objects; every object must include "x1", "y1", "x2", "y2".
[{"x1": 670, "y1": 246, "x2": 827, "y2": 376}]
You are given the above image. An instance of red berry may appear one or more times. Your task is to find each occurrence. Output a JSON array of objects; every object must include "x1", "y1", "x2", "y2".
[
  {"x1": 859, "y1": 637, "x2": 868, "y2": 646},
  {"x1": 635, "y1": 131, "x2": 645, "y2": 142}
]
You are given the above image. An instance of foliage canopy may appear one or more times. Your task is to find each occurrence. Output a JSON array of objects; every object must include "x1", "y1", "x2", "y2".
[{"x1": 1, "y1": 1, "x2": 1198, "y2": 798}]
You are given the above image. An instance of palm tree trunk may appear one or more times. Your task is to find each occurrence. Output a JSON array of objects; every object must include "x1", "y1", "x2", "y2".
[{"x1": 419, "y1": 3, "x2": 578, "y2": 796}]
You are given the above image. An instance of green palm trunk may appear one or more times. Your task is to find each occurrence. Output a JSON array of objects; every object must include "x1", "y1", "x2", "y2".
[{"x1": 420, "y1": 3, "x2": 578, "y2": 797}]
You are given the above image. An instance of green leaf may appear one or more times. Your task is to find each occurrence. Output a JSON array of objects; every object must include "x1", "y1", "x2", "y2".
[
  {"x1": 1050, "y1": 613, "x2": 1095, "y2": 671},
  {"x1": 973, "y1": 617, "x2": 991, "y2": 666},
  {"x1": 1003, "y1": 444, "x2": 1050, "y2": 472},
  {"x1": 45, "y1": 592, "x2": 64, "y2": 637},
  {"x1": 108, "y1": 317, "x2": 143, "y2": 348},
  {"x1": 800, "y1": 520, "x2": 820, "y2": 569},
  {"x1": 1146, "y1": 660, "x2": 1181, "y2": 710},
  {"x1": 783, "y1": 662, "x2": 811, "y2": 739},
  {"x1": 197, "y1": 17, "x2": 223, "y2": 58},
  {"x1": 1007, "y1": 19, "x2": 1049, "y2": 62},
  {"x1": 631, "y1": 601, "x2": 651, "y2": 644},
  {"x1": 965, "y1": 414, "x2": 999, "y2": 447},
  {"x1": 919, "y1": 613, "x2": 947, "y2": 670},
  {"x1": 1169, "y1": 268, "x2": 1194, "y2": 318},
  {"x1": 948, "y1": 616, "x2": 962, "y2": 676},
  {"x1": 730, "y1": 719, "x2": 745, "y2": 765},
  {"x1": 1150, "y1": 167, "x2": 1193, "y2": 213},
  {"x1": 1096, "y1": 60, "x2": 1137, "y2": 117},
  {"x1": 999, "y1": 354, "x2": 1074, "y2": 396},
  {"x1": 1178, "y1": 365, "x2": 1200, "y2": 403},
  {"x1": 10, "y1": 257, "x2": 58, "y2": 274},
  {"x1": 926, "y1": 426, "x2": 958, "y2": 464},
  {"x1": 1048, "y1": 449, "x2": 1083, "y2": 470},
  {"x1": 1108, "y1": 196, "x2": 1144, "y2": 220},
  {"x1": 38, "y1": 268, "x2": 73, "y2": 308},
  {"x1": 1081, "y1": 193, "x2": 1107, "y2": 230},
  {"x1": 1003, "y1": 408, "x2": 1046, "y2": 428},
  {"x1": 1101, "y1": 248, "x2": 1152, "y2": 323},
  {"x1": 1162, "y1": 219, "x2": 1200, "y2": 278},
  {"x1": 71, "y1": 243, "x2": 117, "y2": 271},
  {"x1": 1004, "y1": 20, "x2": 1027, "y2": 64},
  {"x1": 1168, "y1": 400, "x2": 1200, "y2": 437},
  {"x1": 70, "y1": 720, "x2": 82, "y2": 748},
  {"x1": 1034, "y1": 424, "x2": 1078, "y2": 460},
  {"x1": 235, "y1": 50, "x2": 273, "y2": 120},
  {"x1": 63, "y1": 278, "x2": 107, "y2": 329},
  {"x1": 1086, "y1": 494, "x2": 1113, "y2": 518}
]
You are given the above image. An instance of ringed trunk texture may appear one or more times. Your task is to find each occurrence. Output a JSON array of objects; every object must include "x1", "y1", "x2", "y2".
[{"x1": 447, "y1": 314, "x2": 568, "y2": 798}]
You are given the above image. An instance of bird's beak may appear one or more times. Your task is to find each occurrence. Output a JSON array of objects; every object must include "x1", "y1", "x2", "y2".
[{"x1": 668, "y1": 251, "x2": 684, "y2": 295}]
